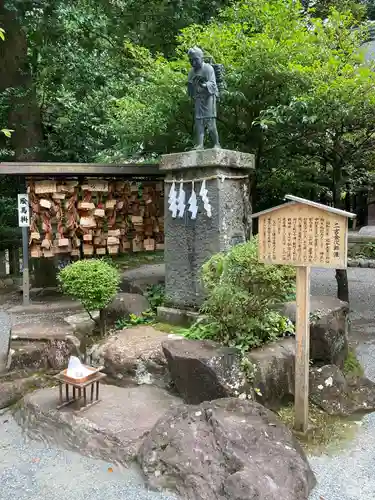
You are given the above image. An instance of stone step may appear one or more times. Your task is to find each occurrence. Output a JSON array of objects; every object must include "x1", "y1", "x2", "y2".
[
  {"x1": 11, "y1": 321, "x2": 75, "y2": 341},
  {"x1": 8, "y1": 299, "x2": 83, "y2": 315}
]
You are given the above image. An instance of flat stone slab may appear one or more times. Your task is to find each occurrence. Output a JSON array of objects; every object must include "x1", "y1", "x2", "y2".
[
  {"x1": 14, "y1": 385, "x2": 182, "y2": 465},
  {"x1": 157, "y1": 306, "x2": 200, "y2": 327},
  {"x1": 11, "y1": 321, "x2": 75, "y2": 341},
  {"x1": 9, "y1": 299, "x2": 83, "y2": 315},
  {"x1": 160, "y1": 148, "x2": 255, "y2": 171}
]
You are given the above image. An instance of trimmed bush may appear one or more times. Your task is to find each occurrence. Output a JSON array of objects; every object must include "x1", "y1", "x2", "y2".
[{"x1": 58, "y1": 259, "x2": 120, "y2": 334}]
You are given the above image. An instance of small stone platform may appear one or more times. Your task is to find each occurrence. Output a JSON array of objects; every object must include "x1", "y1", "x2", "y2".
[{"x1": 14, "y1": 384, "x2": 182, "y2": 465}]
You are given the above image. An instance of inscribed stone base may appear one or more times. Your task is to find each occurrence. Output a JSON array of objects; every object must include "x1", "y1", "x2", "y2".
[{"x1": 160, "y1": 148, "x2": 254, "y2": 309}]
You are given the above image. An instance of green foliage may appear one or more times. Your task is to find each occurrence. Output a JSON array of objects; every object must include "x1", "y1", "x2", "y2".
[
  {"x1": 115, "y1": 310, "x2": 154, "y2": 330},
  {"x1": 0, "y1": 27, "x2": 13, "y2": 140},
  {"x1": 144, "y1": 284, "x2": 165, "y2": 312},
  {"x1": 343, "y1": 349, "x2": 364, "y2": 377},
  {"x1": 58, "y1": 259, "x2": 120, "y2": 312},
  {"x1": 305, "y1": 0, "x2": 367, "y2": 21},
  {"x1": 114, "y1": 284, "x2": 165, "y2": 330},
  {"x1": 182, "y1": 237, "x2": 296, "y2": 352},
  {"x1": 106, "y1": 0, "x2": 374, "y2": 215},
  {"x1": 201, "y1": 236, "x2": 296, "y2": 307},
  {"x1": 348, "y1": 241, "x2": 375, "y2": 259},
  {"x1": 0, "y1": 0, "x2": 231, "y2": 163}
]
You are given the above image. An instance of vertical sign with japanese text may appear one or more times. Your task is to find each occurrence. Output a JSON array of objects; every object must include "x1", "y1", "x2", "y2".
[
  {"x1": 254, "y1": 197, "x2": 354, "y2": 435},
  {"x1": 18, "y1": 194, "x2": 30, "y2": 227}
]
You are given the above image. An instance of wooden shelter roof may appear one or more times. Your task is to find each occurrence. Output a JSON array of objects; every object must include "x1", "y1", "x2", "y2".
[
  {"x1": 252, "y1": 194, "x2": 356, "y2": 219},
  {"x1": 0, "y1": 162, "x2": 162, "y2": 178}
]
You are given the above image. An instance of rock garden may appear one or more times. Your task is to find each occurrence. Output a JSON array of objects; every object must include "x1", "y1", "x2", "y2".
[{"x1": 1, "y1": 238, "x2": 375, "y2": 499}]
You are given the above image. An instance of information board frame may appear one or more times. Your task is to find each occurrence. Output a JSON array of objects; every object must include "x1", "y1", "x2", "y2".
[{"x1": 252, "y1": 195, "x2": 356, "y2": 433}]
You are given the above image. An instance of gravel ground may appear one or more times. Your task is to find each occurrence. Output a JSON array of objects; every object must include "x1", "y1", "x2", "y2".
[
  {"x1": 1, "y1": 266, "x2": 375, "y2": 500},
  {"x1": 309, "y1": 268, "x2": 375, "y2": 500},
  {"x1": 0, "y1": 410, "x2": 176, "y2": 500}
]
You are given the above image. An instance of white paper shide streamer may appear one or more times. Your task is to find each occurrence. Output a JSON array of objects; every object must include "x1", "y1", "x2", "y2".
[
  {"x1": 168, "y1": 181, "x2": 178, "y2": 218},
  {"x1": 177, "y1": 180, "x2": 186, "y2": 218},
  {"x1": 199, "y1": 179, "x2": 212, "y2": 218},
  {"x1": 187, "y1": 181, "x2": 198, "y2": 220}
]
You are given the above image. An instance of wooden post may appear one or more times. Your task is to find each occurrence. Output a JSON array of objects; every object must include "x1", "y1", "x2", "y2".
[
  {"x1": 294, "y1": 266, "x2": 311, "y2": 433},
  {"x1": 22, "y1": 227, "x2": 30, "y2": 306}
]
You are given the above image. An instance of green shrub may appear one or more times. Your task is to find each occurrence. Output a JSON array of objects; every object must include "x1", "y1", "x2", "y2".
[
  {"x1": 58, "y1": 259, "x2": 120, "y2": 334},
  {"x1": 144, "y1": 284, "x2": 165, "y2": 311},
  {"x1": 189, "y1": 236, "x2": 296, "y2": 352},
  {"x1": 348, "y1": 242, "x2": 375, "y2": 259}
]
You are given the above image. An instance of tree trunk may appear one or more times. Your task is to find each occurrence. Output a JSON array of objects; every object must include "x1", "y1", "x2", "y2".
[
  {"x1": 0, "y1": 3, "x2": 44, "y2": 160},
  {"x1": 335, "y1": 269, "x2": 349, "y2": 303},
  {"x1": 332, "y1": 163, "x2": 350, "y2": 303},
  {"x1": 9, "y1": 247, "x2": 20, "y2": 275},
  {"x1": 99, "y1": 309, "x2": 106, "y2": 337},
  {"x1": 0, "y1": 4, "x2": 55, "y2": 289}
]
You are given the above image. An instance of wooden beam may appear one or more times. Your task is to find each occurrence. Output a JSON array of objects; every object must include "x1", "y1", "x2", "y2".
[{"x1": 0, "y1": 162, "x2": 162, "y2": 177}]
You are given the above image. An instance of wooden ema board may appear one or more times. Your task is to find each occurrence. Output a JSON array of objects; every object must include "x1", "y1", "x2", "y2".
[
  {"x1": 258, "y1": 203, "x2": 348, "y2": 269},
  {"x1": 27, "y1": 178, "x2": 165, "y2": 258}
]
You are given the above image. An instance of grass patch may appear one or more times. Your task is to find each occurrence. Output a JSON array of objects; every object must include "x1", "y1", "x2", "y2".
[
  {"x1": 153, "y1": 322, "x2": 183, "y2": 335},
  {"x1": 343, "y1": 349, "x2": 364, "y2": 377},
  {"x1": 277, "y1": 403, "x2": 362, "y2": 455}
]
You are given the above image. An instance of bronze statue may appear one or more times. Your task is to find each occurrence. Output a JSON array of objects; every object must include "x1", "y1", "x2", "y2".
[{"x1": 187, "y1": 46, "x2": 221, "y2": 150}]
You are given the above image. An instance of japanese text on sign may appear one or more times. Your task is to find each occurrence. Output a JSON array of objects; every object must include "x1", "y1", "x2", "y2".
[
  {"x1": 258, "y1": 204, "x2": 347, "y2": 269},
  {"x1": 18, "y1": 194, "x2": 30, "y2": 227}
]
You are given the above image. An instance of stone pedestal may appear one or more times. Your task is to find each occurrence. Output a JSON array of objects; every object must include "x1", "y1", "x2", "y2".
[{"x1": 159, "y1": 149, "x2": 255, "y2": 311}]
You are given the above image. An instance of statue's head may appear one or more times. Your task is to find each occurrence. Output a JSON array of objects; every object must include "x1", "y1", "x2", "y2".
[{"x1": 188, "y1": 46, "x2": 204, "y2": 70}]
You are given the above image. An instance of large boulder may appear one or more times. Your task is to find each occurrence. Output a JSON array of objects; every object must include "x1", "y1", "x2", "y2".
[
  {"x1": 282, "y1": 296, "x2": 349, "y2": 368},
  {"x1": 138, "y1": 398, "x2": 316, "y2": 500},
  {"x1": 309, "y1": 364, "x2": 375, "y2": 416},
  {"x1": 64, "y1": 311, "x2": 100, "y2": 338},
  {"x1": 9, "y1": 337, "x2": 80, "y2": 372},
  {"x1": 162, "y1": 338, "x2": 250, "y2": 404},
  {"x1": 247, "y1": 337, "x2": 295, "y2": 409},
  {"x1": 120, "y1": 264, "x2": 165, "y2": 294},
  {"x1": 105, "y1": 292, "x2": 150, "y2": 327},
  {"x1": 90, "y1": 326, "x2": 171, "y2": 387},
  {"x1": 0, "y1": 374, "x2": 49, "y2": 409}
]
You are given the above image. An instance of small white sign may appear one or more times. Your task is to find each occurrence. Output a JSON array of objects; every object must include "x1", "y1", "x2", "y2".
[{"x1": 18, "y1": 194, "x2": 30, "y2": 227}]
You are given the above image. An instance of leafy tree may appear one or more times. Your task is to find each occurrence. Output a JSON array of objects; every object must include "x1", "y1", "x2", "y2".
[
  {"x1": 110, "y1": 0, "x2": 374, "y2": 301},
  {"x1": 0, "y1": 0, "x2": 232, "y2": 163},
  {"x1": 302, "y1": 0, "x2": 367, "y2": 21}
]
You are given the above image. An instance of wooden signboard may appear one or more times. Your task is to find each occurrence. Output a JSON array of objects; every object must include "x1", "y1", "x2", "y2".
[
  {"x1": 253, "y1": 195, "x2": 355, "y2": 434},
  {"x1": 258, "y1": 203, "x2": 348, "y2": 269}
]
